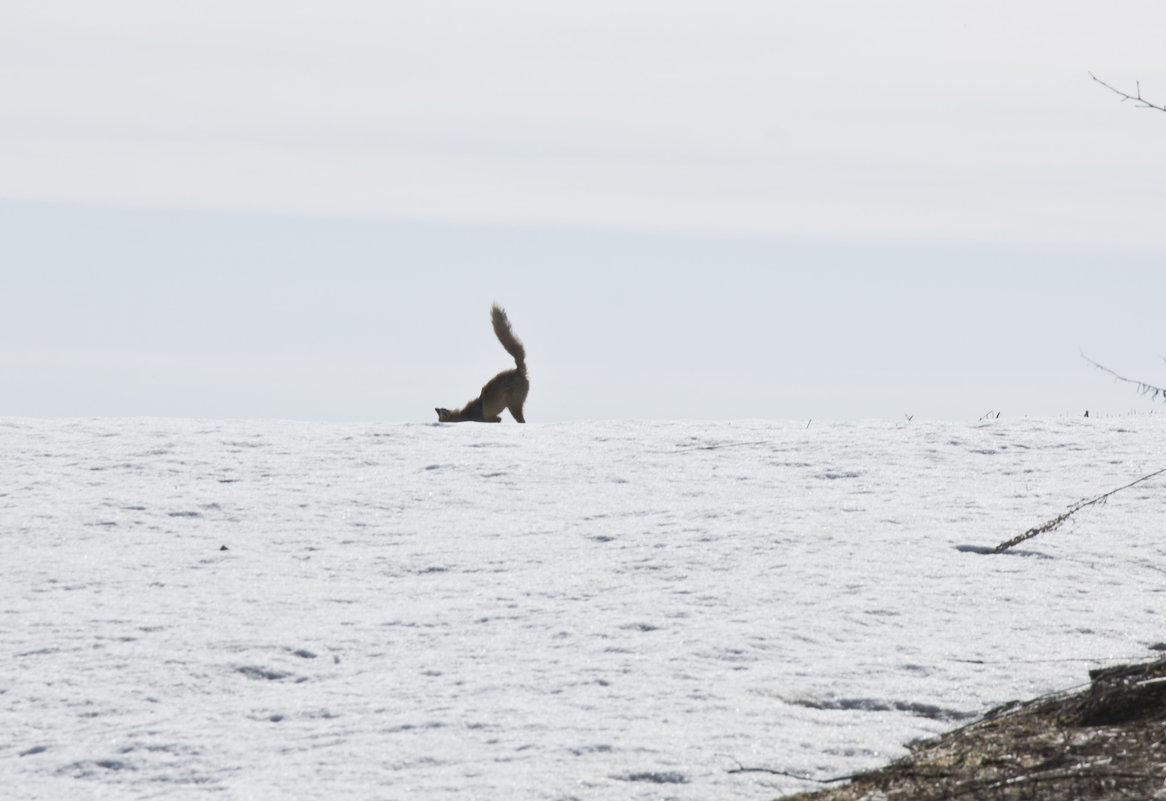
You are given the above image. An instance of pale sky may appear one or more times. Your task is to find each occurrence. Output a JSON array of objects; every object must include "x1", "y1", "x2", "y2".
[{"x1": 3, "y1": 1, "x2": 1165, "y2": 421}]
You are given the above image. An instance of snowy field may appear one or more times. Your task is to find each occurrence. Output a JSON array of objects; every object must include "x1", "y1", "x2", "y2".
[{"x1": 3, "y1": 415, "x2": 1165, "y2": 800}]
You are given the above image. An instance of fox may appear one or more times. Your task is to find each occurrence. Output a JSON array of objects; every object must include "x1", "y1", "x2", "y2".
[{"x1": 435, "y1": 303, "x2": 529, "y2": 423}]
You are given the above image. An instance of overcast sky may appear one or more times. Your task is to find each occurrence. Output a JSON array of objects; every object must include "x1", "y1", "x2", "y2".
[{"x1": 3, "y1": 1, "x2": 1165, "y2": 422}]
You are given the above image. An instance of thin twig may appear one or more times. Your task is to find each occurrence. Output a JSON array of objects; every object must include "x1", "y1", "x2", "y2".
[
  {"x1": 723, "y1": 757, "x2": 857, "y2": 784},
  {"x1": 1082, "y1": 352, "x2": 1166, "y2": 402},
  {"x1": 672, "y1": 440, "x2": 769, "y2": 452},
  {"x1": 1090, "y1": 72, "x2": 1166, "y2": 112},
  {"x1": 990, "y1": 466, "x2": 1166, "y2": 553}
]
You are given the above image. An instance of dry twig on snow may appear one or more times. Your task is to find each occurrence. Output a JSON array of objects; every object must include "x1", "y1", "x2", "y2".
[{"x1": 990, "y1": 466, "x2": 1166, "y2": 553}]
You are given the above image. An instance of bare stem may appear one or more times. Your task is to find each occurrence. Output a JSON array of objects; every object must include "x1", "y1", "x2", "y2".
[
  {"x1": 990, "y1": 467, "x2": 1166, "y2": 553},
  {"x1": 1082, "y1": 352, "x2": 1166, "y2": 402},
  {"x1": 1090, "y1": 72, "x2": 1166, "y2": 112},
  {"x1": 724, "y1": 757, "x2": 856, "y2": 784}
]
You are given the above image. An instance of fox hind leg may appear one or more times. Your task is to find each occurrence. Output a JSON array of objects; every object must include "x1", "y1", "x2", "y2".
[{"x1": 509, "y1": 403, "x2": 525, "y2": 424}]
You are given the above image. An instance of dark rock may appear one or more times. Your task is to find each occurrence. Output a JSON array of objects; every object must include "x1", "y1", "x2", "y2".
[{"x1": 776, "y1": 657, "x2": 1166, "y2": 801}]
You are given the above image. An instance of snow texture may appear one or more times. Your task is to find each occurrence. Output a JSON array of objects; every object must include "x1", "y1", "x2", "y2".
[{"x1": 3, "y1": 416, "x2": 1164, "y2": 800}]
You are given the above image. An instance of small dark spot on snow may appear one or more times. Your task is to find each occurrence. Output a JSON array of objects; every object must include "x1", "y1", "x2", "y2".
[
  {"x1": 621, "y1": 623, "x2": 659, "y2": 632},
  {"x1": 19, "y1": 745, "x2": 48, "y2": 757},
  {"x1": 817, "y1": 471, "x2": 862, "y2": 480},
  {"x1": 385, "y1": 721, "x2": 445, "y2": 734},
  {"x1": 571, "y1": 744, "x2": 614, "y2": 755},
  {"x1": 94, "y1": 759, "x2": 133, "y2": 771},
  {"x1": 236, "y1": 666, "x2": 293, "y2": 681},
  {"x1": 15, "y1": 647, "x2": 61, "y2": 657},
  {"x1": 620, "y1": 771, "x2": 688, "y2": 784}
]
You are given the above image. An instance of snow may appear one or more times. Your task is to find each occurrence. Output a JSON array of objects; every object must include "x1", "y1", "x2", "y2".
[{"x1": 3, "y1": 416, "x2": 1165, "y2": 800}]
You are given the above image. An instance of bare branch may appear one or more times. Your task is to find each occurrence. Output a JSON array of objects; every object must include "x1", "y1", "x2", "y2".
[
  {"x1": 1090, "y1": 72, "x2": 1166, "y2": 112},
  {"x1": 723, "y1": 756, "x2": 857, "y2": 784},
  {"x1": 990, "y1": 466, "x2": 1166, "y2": 553},
  {"x1": 1082, "y1": 352, "x2": 1166, "y2": 402}
]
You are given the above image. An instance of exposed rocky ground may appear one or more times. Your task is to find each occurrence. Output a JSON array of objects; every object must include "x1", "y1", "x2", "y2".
[{"x1": 777, "y1": 656, "x2": 1166, "y2": 801}]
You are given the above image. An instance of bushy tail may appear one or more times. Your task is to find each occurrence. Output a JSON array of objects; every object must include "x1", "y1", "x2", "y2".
[{"x1": 491, "y1": 303, "x2": 526, "y2": 373}]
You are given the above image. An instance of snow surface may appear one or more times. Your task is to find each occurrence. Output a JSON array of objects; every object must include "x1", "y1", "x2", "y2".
[{"x1": 3, "y1": 416, "x2": 1165, "y2": 800}]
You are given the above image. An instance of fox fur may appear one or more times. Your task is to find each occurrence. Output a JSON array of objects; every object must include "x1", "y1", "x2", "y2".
[{"x1": 435, "y1": 304, "x2": 529, "y2": 423}]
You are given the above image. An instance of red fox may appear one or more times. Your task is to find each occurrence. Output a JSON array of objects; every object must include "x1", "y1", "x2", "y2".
[{"x1": 435, "y1": 304, "x2": 529, "y2": 423}]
